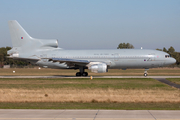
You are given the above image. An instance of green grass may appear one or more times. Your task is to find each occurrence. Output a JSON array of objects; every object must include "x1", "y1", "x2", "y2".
[
  {"x1": 0, "y1": 78, "x2": 173, "y2": 90},
  {"x1": 0, "y1": 78, "x2": 179, "y2": 110},
  {"x1": 0, "y1": 68, "x2": 180, "y2": 76},
  {"x1": 167, "y1": 78, "x2": 180, "y2": 85},
  {"x1": 0, "y1": 102, "x2": 180, "y2": 110}
]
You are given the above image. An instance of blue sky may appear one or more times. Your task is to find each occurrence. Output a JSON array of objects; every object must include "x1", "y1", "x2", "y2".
[{"x1": 0, "y1": 0, "x2": 180, "y2": 51}]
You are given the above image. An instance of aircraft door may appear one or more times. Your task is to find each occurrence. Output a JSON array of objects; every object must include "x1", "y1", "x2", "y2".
[
  {"x1": 147, "y1": 54, "x2": 155, "y2": 61},
  {"x1": 148, "y1": 55, "x2": 155, "y2": 67}
]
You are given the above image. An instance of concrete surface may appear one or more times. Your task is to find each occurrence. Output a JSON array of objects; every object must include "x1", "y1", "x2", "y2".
[{"x1": 0, "y1": 109, "x2": 180, "y2": 120}]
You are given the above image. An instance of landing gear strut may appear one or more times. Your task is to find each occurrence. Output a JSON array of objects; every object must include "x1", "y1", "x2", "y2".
[
  {"x1": 76, "y1": 66, "x2": 88, "y2": 77},
  {"x1": 144, "y1": 69, "x2": 149, "y2": 77}
]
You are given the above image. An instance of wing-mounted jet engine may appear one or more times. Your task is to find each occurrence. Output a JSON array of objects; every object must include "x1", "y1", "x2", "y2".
[{"x1": 88, "y1": 62, "x2": 108, "y2": 73}]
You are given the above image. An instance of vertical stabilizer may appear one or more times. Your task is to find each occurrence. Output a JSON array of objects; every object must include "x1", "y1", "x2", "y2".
[{"x1": 8, "y1": 20, "x2": 32, "y2": 47}]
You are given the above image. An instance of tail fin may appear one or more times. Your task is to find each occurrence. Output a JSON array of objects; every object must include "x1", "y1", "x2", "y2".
[
  {"x1": 8, "y1": 20, "x2": 32, "y2": 47},
  {"x1": 8, "y1": 20, "x2": 59, "y2": 52}
]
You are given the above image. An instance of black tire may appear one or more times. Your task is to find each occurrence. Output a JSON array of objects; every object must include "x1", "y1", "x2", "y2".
[
  {"x1": 82, "y1": 72, "x2": 88, "y2": 76},
  {"x1": 85, "y1": 72, "x2": 88, "y2": 76},
  {"x1": 76, "y1": 72, "x2": 81, "y2": 76}
]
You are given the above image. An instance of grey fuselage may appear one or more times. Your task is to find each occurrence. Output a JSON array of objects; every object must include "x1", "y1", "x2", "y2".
[{"x1": 19, "y1": 48, "x2": 176, "y2": 70}]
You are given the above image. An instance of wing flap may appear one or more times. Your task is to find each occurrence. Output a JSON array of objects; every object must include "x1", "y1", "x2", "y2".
[{"x1": 49, "y1": 58, "x2": 90, "y2": 66}]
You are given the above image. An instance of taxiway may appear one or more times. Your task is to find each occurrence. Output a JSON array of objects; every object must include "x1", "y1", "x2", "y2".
[{"x1": 0, "y1": 75, "x2": 180, "y2": 78}]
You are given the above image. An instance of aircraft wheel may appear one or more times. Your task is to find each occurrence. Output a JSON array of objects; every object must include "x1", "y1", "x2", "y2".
[
  {"x1": 82, "y1": 72, "x2": 88, "y2": 76},
  {"x1": 144, "y1": 73, "x2": 147, "y2": 77},
  {"x1": 76, "y1": 72, "x2": 81, "y2": 76}
]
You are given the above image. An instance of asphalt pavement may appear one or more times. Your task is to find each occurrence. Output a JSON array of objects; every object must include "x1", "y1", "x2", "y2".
[{"x1": 0, "y1": 75, "x2": 180, "y2": 78}]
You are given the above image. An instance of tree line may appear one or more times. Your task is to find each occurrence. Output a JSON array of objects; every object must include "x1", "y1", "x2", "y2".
[{"x1": 0, "y1": 47, "x2": 29, "y2": 68}]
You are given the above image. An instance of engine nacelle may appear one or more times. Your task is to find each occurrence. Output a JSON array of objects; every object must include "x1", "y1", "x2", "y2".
[
  {"x1": 39, "y1": 39, "x2": 59, "y2": 48},
  {"x1": 89, "y1": 63, "x2": 108, "y2": 73}
]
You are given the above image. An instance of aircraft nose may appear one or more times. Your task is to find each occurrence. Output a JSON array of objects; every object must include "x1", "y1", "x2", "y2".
[
  {"x1": 172, "y1": 58, "x2": 176, "y2": 64},
  {"x1": 165, "y1": 58, "x2": 176, "y2": 65},
  {"x1": 169, "y1": 58, "x2": 176, "y2": 64}
]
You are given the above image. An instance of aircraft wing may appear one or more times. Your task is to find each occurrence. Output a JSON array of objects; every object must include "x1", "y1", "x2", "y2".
[{"x1": 48, "y1": 58, "x2": 90, "y2": 67}]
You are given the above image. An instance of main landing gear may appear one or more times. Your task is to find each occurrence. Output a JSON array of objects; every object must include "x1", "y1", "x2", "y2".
[
  {"x1": 76, "y1": 66, "x2": 88, "y2": 77},
  {"x1": 76, "y1": 72, "x2": 88, "y2": 76}
]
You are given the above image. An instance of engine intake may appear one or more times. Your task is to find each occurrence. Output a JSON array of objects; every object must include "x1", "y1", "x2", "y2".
[{"x1": 89, "y1": 63, "x2": 107, "y2": 73}]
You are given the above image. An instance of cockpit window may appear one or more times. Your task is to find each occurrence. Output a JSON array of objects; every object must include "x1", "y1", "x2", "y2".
[{"x1": 165, "y1": 55, "x2": 170, "y2": 58}]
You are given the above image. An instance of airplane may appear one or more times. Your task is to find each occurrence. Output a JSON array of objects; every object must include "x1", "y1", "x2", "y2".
[{"x1": 7, "y1": 20, "x2": 176, "y2": 77}]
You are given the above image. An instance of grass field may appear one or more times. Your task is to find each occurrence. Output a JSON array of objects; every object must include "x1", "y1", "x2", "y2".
[
  {"x1": 0, "y1": 68, "x2": 180, "y2": 109},
  {"x1": 1, "y1": 102, "x2": 180, "y2": 110},
  {"x1": 0, "y1": 78, "x2": 180, "y2": 110},
  {"x1": 167, "y1": 78, "x2": 180, "y2": 85},
  {"x1": 0, "y1": 67, "x2": 180, "y2": 76}
]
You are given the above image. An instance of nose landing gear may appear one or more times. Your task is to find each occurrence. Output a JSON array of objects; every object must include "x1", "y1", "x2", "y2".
[
  {"x1": 144, "y1": 73, "x2": 148, "y2": 77},
  {"x1": 144, "y1": 69, "x2": 149, "y2": 77}
]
